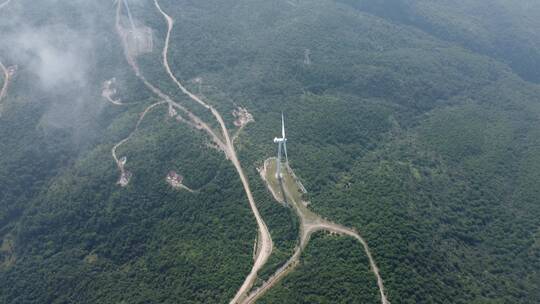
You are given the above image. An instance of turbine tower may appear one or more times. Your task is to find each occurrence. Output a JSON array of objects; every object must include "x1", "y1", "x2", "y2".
[{"x1": 273, "y1": 113, "x2": 288, "y2": 179}]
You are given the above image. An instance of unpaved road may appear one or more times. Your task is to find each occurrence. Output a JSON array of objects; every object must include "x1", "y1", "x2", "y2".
[
  {"x1": 153, "y1": 2, "x2": 273, "y2": 302},
  {"x1": 246, "y1": 159, "x2": 390, "y2": 304},
  {"x1": 117, "y1": 2, "x2": 385, "y2": 303},
  {"x1": 115, "y1": 1, "x2": 225, "y2": 153},
  {"x1": 152, "y1": 3, "x2": 210, "y2": 111},
  {"x1": 111, "y1": 101, "x2": 166, "y2": 186},
  {"x1": 117, "y1": 2, "x2": 273, "y2": 302},
  {"x1": 308, "y1": 223, "x2": 390, "y2": 304}
]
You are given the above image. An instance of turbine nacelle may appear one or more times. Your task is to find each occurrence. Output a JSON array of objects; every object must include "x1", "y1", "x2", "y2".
[{"x1": 274, "y1": 113, "x2": 289, "y2": 179}]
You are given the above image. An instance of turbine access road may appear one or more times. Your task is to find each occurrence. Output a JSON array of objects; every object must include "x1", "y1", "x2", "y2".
[
  {"x1": 115, "y1": 1, "x2": 224, "y2": 152},
  {"x1": 249, "y1": 158, "x2": 390, "y2": 304},
  {"x1": 111, "y1": 100, "x2": 166, "y2": 186},
  {"x1": 117, "y1": 2, "x2": 387, "y2": 303},
  {"x1": 116, "y1": 2, "x2": 274, "y2": 302},
  {"x1": 153, "y1": 2, "x2": 273, "y2": 302}
]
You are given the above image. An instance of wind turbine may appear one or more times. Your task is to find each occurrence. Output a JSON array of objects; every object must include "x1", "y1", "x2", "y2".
[{"x1": 273, "y1": 113, "x2": 288, "y2": 179}]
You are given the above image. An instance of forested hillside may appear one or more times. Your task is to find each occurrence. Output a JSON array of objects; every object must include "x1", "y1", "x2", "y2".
[{"x1": 0, "y1": 0, "x2": 539, "y2": 303}]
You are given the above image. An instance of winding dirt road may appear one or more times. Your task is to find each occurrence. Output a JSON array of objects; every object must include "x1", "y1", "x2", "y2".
[
  {"x1": 115, "y1": 2, "x2": 274, "y2": 302},
  {"x1": 111, "y1": 100, "x2": 166, "y2": 186},
  {"x1": 116, "y1": 2, "x2": 387, "y2": 303},
  {"x1": 115, "y1": 2, "x2": 225, "y2": 152},
  {"x1": 246, "y1": 159, "x2": 390, "y2": 304},
  {"x1": 153, "y1": 2, "x2": 273, "y2": 302}
]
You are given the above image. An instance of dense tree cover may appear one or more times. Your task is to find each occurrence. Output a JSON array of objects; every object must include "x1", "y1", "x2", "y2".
[
  {"x1": 1, "y1": 0, "x2": 539, "y2": 303},
  {"x1": 259, "y1": 233, "x2": 381, "y2": 304},
  {"x1": 338, "y1": 0, "x2": 540, "y2": 83},
  {"x1": 0, "y1": 1, "x2": 257, "y2": 302}
]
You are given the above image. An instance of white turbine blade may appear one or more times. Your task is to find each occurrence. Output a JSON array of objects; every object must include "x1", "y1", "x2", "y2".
[
  {"x1": 281, "y1": 112, "x2": 285, "y2": 139},
  {"x1": 283, "y1": 141, "x2": 289, "y2": 165}
]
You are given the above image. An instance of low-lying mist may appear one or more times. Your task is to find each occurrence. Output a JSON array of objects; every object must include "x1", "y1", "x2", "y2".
[{"x1": 0, "y1": 0, "x2": 138, "y2": 146}]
